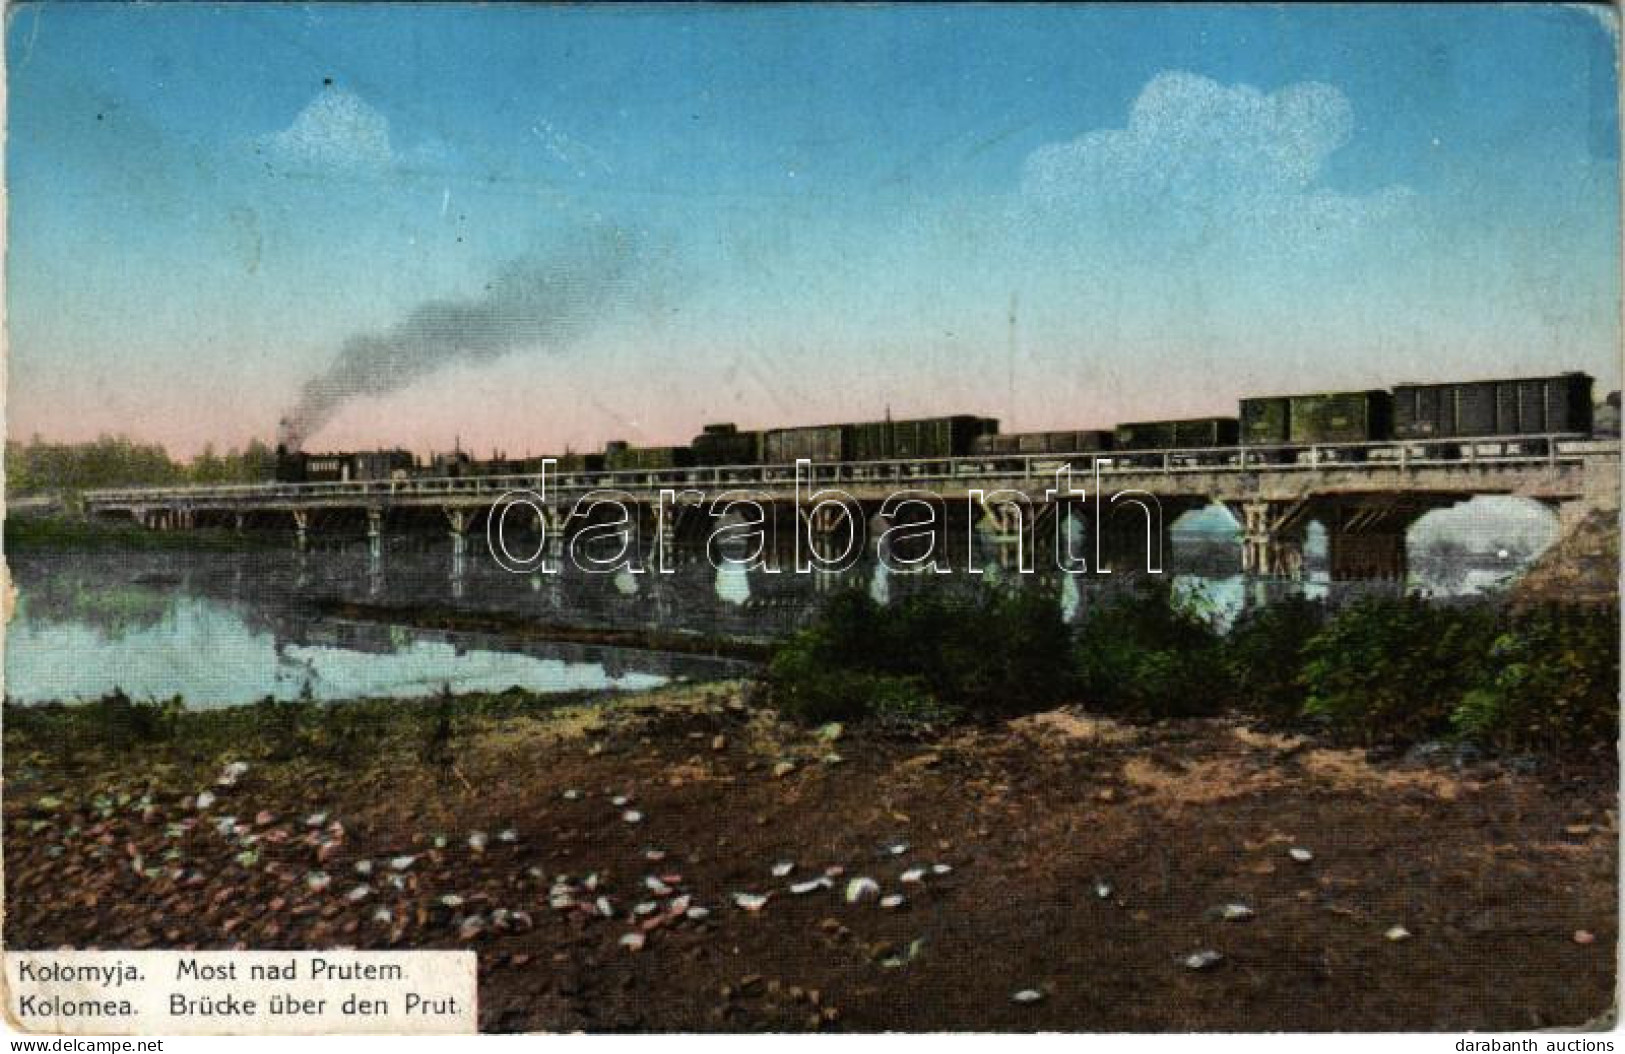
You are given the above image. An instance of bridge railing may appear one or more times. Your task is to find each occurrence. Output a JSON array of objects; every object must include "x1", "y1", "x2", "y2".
[{"x1": 81, "y1": 433, "x2": 1612, "y2": 507}]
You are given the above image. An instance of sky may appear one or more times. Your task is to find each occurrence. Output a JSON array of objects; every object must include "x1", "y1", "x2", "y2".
[{"x1": 6, "y1": 3, "x2": 1621, "y2": 457}]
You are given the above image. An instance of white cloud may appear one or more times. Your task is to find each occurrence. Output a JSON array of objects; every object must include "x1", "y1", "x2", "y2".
[
  {"x1": 261, "y1": 87, "x2": 396, "y2": 172},
  {"x1": 1017, "y1": 71, "x2": 1412, "y2": 263}
]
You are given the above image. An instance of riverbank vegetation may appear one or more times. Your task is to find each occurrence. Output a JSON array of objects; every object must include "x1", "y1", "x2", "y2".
[
  {"x1": 3, "y1": 513, "x2": 278, "y2": 552},
  {"x1": 768, "y1": 586, "x2": 1619, "y2": 757},
  {"x1": 5, "y1": 435, "x2": 272, "y2": 497}
]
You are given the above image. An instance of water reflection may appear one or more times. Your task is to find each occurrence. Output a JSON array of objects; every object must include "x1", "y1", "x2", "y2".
[{"x1": 7, "y1": 498, "x2": 1545, "y2": 708}]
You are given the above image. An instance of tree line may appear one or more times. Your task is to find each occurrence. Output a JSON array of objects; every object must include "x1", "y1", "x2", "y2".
[{"x1": 6, "y1": 435, "x2": 274, "y2": 496}]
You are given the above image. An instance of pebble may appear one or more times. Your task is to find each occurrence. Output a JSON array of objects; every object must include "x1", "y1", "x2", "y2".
[
  {"x1": 563, "y1": 789, "x2": 582, "y2": 801},
  {"x1": 354, "y1": 860, "x2": 373, "y2": 876},
  {"x1": 732, "y1": 892, "x2": 769, "y2": 912},
  {"x1": 771, "y1": 862, "x2": 795, "y2": 878},
  {"x1": 195, "y1": 791, "x2": 216, "y2": 811},
  {"x1": 612, "y1": 795, "x2": 631, "y2": 807},
  {"x1": 305, "y1": 812, "x2": 327, "y2": 827},
  {"x1": 217, "y1": 761, "x2": 250, "y2": 787},
  {"x1": 390, "y1": 855, "x2": 416, "y2": 871},
  {"x1": 346, "y1": 885, "x2": 371, "y2": 903},
  {"x1": 900, "y1": 868, "x2": 926, "y2": 884},
  {"x1": 773, "y1": 761, "x2": 797, "y2": 778},
  {"x1": 879, "y1": 894, "x2": 905, "y2": 910},
  {"x1": 1094, "y1": 881, "x2": 1114, "y2": 900},
  {"x1": 1574, "y1": 930, "x2": 1597, "y2": 945},
  {"x1": 685, "y1": 906, "x2": 711, "y2": 921},
  {"x1": 467, "y1": 832, "x2": 489, "y2": 851},
  {"x1": 1011, "y1": 989, "x2": 1045, "y2": 1005},
  {"x1": 1184, "y1": 950, "x2": 1224, "y2": 970},
  {"x1": 644, "y1": 849, "x2": 667, "y2": 862},
  {"x1": 886, "y1": 842, "x2": 910, "y2": 857},
  {"x1": 620, "y1": 932, "x2": 646, "y2": 952},
  {"x1": 440, "y1": 894, "x2": 465, "y2": 908},
  {"x1": 790, "y1": 878, "x2": 832, "y2": 895},
  {"x1": 645, "y1": 877, "x2": 673, "y2": 896},
  {"x1": 498, "y1": 829, "x2": 519, "y2": 843},
  {"x1": 305, "y1": 871, "x2": 331, "y2": 893},
  {"x1": 931, "y1": 864, "x2": 953, "y2": 876},
  {"x1": 634, "y1": 901, "x2": 659, "y2": 917},
  {"x1": 1217, "y1": 904, "x2": 1255, "y2": 921},
  {"x1": 622, "y1": 811, "x2": 644, "y2": 824},
  {"x1": 845, "y1": 877, "x2": 881, "y2": 904},
  {"x1": 1385, "y1": 925, "x2": 1412, "y2": 942},
  {"x1": 1289, "y1": 847, "x2": 1314, "y2": 864}
]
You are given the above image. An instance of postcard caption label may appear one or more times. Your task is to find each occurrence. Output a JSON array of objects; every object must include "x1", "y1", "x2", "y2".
[{"x1": 5, "y1": 950, "x2": 476, "y2": 1034}]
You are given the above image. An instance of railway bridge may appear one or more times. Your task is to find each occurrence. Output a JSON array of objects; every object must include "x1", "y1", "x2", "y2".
[{"x1": 82, "y1": 434, "x2": 1620, "y2": 582}]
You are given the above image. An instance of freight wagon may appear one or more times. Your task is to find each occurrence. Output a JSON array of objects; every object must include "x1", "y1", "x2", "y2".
[
  {"x1": 689, "y1": 423, "x2": 763, "y2": 466},
  {"x1": 846, "y1": 415, "x2": 998, "y2": 461},
  {"x1": 761, "y1": 423, "x2": 849, "y2": 464},
  {"x1": 759, "y1": 415, "x2": 997, "y2": 464},
  {"x1": 1114, "y1": 417, "x2": 1239, "y2": 466},
  {"x1": 1392, "y1": 372, "x2": 1593, "y2": 452},
  {"x1": 971, "y1": 430, "x2": 1114, "y2": 456},
  {"x1": 1240, "y1": 391, "x2": 1392, "y2": 462},
  {"x1": 604, "y1": 443, "x2": 695, "y2": 473}
]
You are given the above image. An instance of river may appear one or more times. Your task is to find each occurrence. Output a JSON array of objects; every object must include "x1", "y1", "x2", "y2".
[{"x1": 3, "y1": 498, "x2": 1547, "y2": 708}]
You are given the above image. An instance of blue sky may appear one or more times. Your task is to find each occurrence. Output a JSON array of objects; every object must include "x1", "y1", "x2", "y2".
[{"x1": 7, "y1": 3, "x2": 1620, "y2": 455}]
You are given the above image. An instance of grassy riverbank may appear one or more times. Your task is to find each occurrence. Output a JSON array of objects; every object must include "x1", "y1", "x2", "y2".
[
  {"x1": 4, "y1": 513, "x2": 279, "y2": 553},
  {"x1": 5, "y1": 666, "x2": 1616, "y2": 1031}
]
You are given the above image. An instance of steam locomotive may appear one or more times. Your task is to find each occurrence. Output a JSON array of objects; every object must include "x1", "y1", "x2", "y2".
[{"x1": 273, "y1": 371, "x2": 1603, "y2": 483}]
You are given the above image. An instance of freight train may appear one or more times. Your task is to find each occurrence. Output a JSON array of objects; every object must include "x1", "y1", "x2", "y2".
[{"x1": 272, "y1": 371, "x2": 1603, "y2": 483}]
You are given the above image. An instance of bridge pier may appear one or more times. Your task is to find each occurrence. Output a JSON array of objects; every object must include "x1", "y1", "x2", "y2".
[
  {"x1": 1315, "y1": 496, "x2": 1452, "y2": 582},
  {"x1": 1229, "y1": 499, "x2": 1311, "y2": 580},
  {"x1": 291, "y1": 509, "x2": 309, "y2": 552},
  {"x1": 366, "y1": 507, "x2": 384, "y2": 562}
]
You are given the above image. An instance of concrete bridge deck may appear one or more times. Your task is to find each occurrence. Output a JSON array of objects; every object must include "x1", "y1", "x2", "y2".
[{"x1": 83, "y1": 434, "x2": 1620, "y2": 582}]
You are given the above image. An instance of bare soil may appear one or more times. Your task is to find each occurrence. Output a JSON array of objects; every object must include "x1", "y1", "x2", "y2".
[{"x1": 5, "y1": 682, "x2": 1617, "y2": 1031}]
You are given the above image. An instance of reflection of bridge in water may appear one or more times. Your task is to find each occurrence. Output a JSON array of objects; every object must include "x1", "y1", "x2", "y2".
[
  {"x1": 273, "y1": 615, "x2": 757, "y2": 684},
  {"x1": 86, "y1": 433, "x2": 1620, "y2": 583}
]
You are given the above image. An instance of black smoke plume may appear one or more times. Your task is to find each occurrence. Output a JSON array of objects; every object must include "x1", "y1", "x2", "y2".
[{"x1": 280, "y1": 226, "x2": 636, "y2": 449}]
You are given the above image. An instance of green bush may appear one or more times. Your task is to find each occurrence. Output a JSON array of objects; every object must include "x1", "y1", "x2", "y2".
[
  {"x1": 1300, "y1": 596, "x2": 1500, "y2": 745},
  {"x1": 83, "y1": 688, "x2": 183, "y2": 745},
  {"x1": 767, "y1": 587, "x2": 1073, "y2": 725},
  {"x1": 1222, "y1": 595, "x2": 1329, "y2": 723},
  {"x1": 1450, "y1": 605, "x2": 1619, "y2": 754},
  {"x1": 1072, "y1": 584, "x2": 1226, "y2": 720}
]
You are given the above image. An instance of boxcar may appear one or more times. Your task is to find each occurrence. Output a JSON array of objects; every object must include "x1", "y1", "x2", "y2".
[
  {"x1": 1289, "y1": 391, "x2": 1392, "y2": 445},
  {"x1": 605, "y1": 444, "x2": 695, "y2": 472},
  {"x1": 761, "y1": 424, "x2": 850, "y2": 464},
  {"x1": 846, "y1": 415, "x2": 998, "y2": 461},
  {"x1": 1116, "y1": 417, "x2": 1239, "y2": 450},
  {"x1": 1239, "y1": 398, "x2": 1290, "y2": 447},
  {"x1": 690, "y1": 423, "x2": 763, "y2": 466},
  {"x1": 1393, "y1": 373, "x2": 1593, "y2": 440},
  {"x1": 975, "y1": 429, "x2": 1113, "y2": 456}
]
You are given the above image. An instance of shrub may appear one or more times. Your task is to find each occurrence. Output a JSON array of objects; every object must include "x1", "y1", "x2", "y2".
[
  {"x1": 1072, "y1": 584, "x2": 1226, "y2": 720},
  {"x1": 1222, "y1": 595, "x2": 1329, "y2": 723},
  {"x1": 1300, "y1": 596, "x2": 1499, "y2": 745},
  {"x1": 1450, "y1": 605, "x2": 1619, "y2": 754},
  {"x1": 766, "y1": 586, "x2": 1074, "y2": 724}
]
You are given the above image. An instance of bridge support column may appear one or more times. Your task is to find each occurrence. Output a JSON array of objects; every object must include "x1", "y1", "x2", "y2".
[
  {"x1": 366, "y1": 507, "x2": 384, "y2": 562},
  {"x1": 1315, "y1": 497, "x2": 1452, "y2": 583},
  {"x1": 1228, "y1": 500, "x2": 1310, "y2": 579},
  {"x1": 291, "y1": 509, "x2": 309, "y2": 552},
  {"x1": 446, "y1": 508, "x2": 468, "y2": 598}
]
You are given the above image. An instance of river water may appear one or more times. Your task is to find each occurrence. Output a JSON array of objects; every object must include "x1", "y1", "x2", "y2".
[{"x1": 3, "y1": 499, "x2": 1546, "y2": 708}]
